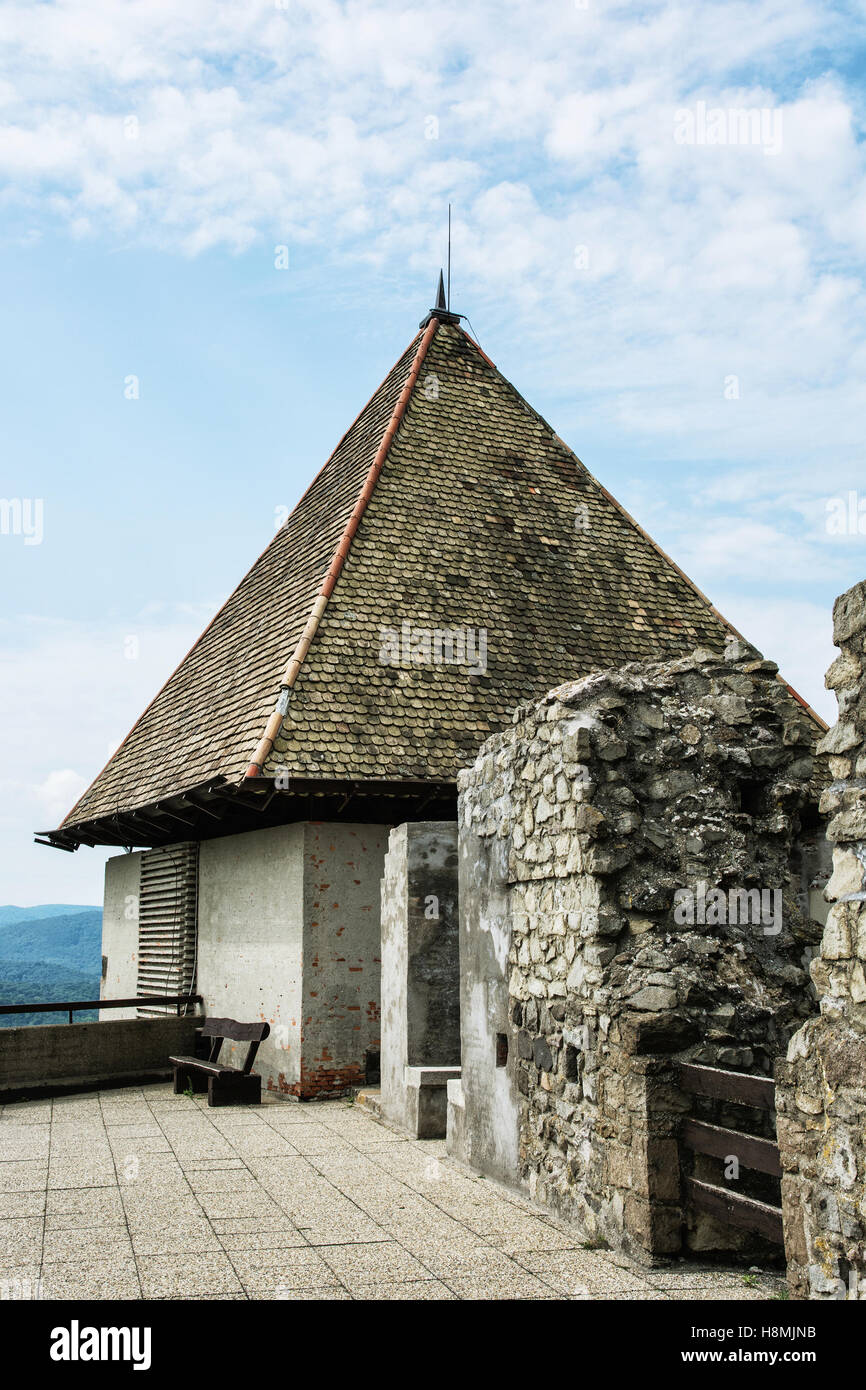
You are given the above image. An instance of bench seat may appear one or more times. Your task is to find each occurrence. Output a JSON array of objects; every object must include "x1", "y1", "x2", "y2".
[
  {"x1": 170, "y1": 1017, "x2": 270, "y2": 1106},
  {"x1": 168, "y1": 1054, "x2": 238, "y2": 1078}
]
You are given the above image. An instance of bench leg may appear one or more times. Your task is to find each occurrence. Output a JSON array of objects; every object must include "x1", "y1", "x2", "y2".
[
  {"x1": 173, "y1": 1065, "x2": 208, "y2": 1096},
  {"x1": 207, "y1": 1073, "x2": 262, "y2": 1107}
]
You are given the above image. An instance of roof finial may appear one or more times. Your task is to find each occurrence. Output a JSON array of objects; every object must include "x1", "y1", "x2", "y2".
[
  {"x1": 420, "y1": 242, "x2": 462, "y2": 329},
  {"x1": 435, "y1": 269, "x2": 447, "y2": 311}
]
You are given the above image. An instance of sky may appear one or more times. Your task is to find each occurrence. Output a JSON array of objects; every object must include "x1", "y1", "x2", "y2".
[{"x1": 1, "y1": 0, "x2": 865, "y2": 905}]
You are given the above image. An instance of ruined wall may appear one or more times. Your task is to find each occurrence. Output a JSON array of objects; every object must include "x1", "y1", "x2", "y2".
[
  {"x1": 777, "y1": 580, "x2": 866, "y2": 1300},
  {"x1": 456, "y1": 642, "x2": 825, "y2": 1257}
]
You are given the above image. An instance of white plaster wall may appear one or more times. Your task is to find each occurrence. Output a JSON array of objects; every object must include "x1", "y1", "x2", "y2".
[
  {"x1": 197, "y1": 823, "x2": 305, "y2": 1094},
  {"x1": 101, "y1": 851, "x2": 143, "y2": 1020}
]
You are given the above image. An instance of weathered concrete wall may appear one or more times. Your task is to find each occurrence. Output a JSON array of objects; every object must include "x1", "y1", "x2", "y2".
[
  {"x1": 299, "y1": 822, "x2": 389, "y2": 1098},
  {"x1": 447, "y1": 825, "x2": 520, "y2": 1183},
  {"x1": 112, "y1": 821, "x2": 390, "y2": 1100},
  {"x1": 455, "y1": 643, "x2": 825, "y2": 1257},
  {"x1": 381, "y1": 826, "x2": 410, "y2": 1122},
  {"x1": 777, "y1": 580, "x2": 866, "y2": 1300},
  {"x1": 197, "y1": 823, "x2": 305, "y2": 1093},
  {"x1": 0, "y1": 1015, "x2": 201, "y2": 1093},
  {"x1": 101, "y1": 851, "x2": 143, "y2": 1019},
  {"x1": 380, "y1": 822, "x2": 460, "y2": 1136}
]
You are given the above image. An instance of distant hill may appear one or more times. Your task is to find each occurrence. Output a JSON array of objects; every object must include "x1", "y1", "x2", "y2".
[
  {"x1": 0, "y1": 904, "x2": 98, "y2": 928},
  {"x1": 0, "y1": 908, "x2": 102, "y2": 975},
  {"x1": 0, "y1": 905, "x2": 102, "y2": 1027}
]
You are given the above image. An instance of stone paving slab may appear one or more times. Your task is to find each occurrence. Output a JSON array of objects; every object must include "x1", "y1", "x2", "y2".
[{"x1": 0, "y1": 1085, "x2": 787, "y2": 1302}]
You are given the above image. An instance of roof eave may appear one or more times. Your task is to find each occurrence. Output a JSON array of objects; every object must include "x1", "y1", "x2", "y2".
[{"x1": 36, "y1": 774, "x2": 458, "y2": 851}]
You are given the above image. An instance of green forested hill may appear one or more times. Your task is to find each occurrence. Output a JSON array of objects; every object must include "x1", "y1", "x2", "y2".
[
  {"x1": 0, "y1": 906, "x2": 102, "y2": 1027},
  {"x1": 0, "y1": 959, "x2": 99, "y2": 1026},
  {"x1": 0, "y1": 908, "x2": 101, "y2": 973}
]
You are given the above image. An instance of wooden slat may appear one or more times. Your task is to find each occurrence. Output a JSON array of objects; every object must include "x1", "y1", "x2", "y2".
[
  {"x1": 686, "y1": 1177, "x2": 783, "y2": 1244},
  {"x1": 200, "y1": 1018, "x2": 270, "y2": 1042},
  {"x1": 679, "y1": 1062, "x2": 775, "y2": 1110},
  {"x1": 682, "y1": 1118, "x2": 781, "y2": 1177},
  {"x1": 137, "y1": 843, "x2": 198, "y2": 1017},
  {"x1": 168, "y1": 1054, "x2": 234, "y2": 1077}
]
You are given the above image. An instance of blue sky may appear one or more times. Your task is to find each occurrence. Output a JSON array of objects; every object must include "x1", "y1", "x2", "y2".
[{"x1": 1, "y1": 0, "x2": 865, "y2": 904}]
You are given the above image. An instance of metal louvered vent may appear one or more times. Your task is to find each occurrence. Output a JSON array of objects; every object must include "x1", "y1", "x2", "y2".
[{"x1": 136, "y1": 842, "x2": 199, "y2": 1017}]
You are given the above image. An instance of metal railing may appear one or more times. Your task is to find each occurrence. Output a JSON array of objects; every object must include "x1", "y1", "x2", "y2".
[{"x1": 0, "y1": 995, "x2": 203, "y2": 1025}]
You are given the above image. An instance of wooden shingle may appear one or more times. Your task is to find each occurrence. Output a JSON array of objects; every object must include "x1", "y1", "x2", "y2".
[{"x1": 59, "y1": 320, "x2": 757, "y2": 834}]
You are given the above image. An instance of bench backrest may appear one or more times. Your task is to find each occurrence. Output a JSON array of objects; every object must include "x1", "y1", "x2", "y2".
[{"x1": 201, "y1": 1018, "x2": 270, "y2": 1074}]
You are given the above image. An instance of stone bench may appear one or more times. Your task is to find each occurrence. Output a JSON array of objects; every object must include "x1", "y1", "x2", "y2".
[{"x1": 401, "y1": 1065, "x2": 462, "y2": 1138}]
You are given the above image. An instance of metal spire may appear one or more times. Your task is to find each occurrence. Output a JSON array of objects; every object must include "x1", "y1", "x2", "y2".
[
  {"x1": 435, "y1": 269, "x2": 447, "y2": 311},
  {"x1": 420, "y1": 262, "x2": 462, "y2": 329}
]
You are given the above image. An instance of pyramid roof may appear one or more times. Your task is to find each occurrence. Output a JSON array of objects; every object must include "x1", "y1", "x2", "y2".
[{"x1": 46, "y1": 313, "x2": 815, "y2": 850}]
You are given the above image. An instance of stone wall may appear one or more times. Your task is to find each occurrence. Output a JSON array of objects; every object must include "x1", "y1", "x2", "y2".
[
  {"x1": 455, "y1": 641, "x2": 825, "y2": 1257},
  {"x1": 776, "y1": 580, "x2": 866, "y2": 1300}
]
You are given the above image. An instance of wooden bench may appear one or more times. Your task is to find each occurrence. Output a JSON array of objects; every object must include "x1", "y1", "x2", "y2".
[{"x1": 169, "y1": 1018, "x2": 270, "y2": 1107}]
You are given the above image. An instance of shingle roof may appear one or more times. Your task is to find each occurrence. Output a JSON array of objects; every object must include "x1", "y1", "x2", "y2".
[{"x1": 58, "y1": 317, "x2": 781, "y2": 834}]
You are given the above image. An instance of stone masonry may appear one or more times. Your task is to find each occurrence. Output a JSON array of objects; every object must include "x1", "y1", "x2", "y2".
[
  {"x1": 776, "y1": 580, "x2": 866, "y2": 1300},
  {"x1": 455, "y1": 640, "x2": 826, "y2": 1259}
]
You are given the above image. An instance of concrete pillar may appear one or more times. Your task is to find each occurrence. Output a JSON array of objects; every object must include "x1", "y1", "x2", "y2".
[
  {"x1": 446, "y1": 826, "x2": 519, "y2": 1181},
  {"x1": 101, "y1": 851, "x2": 143, "y2": 1019},
  {"x1": 197, "y1": 824, "x2": 305, "y2": 1092},
  {"x1": 380, "y1": 822, "x2": 460, "y2": 1137},
  {"x1": 195, "y1": 821, "x2": 389, "y2": 1098}
]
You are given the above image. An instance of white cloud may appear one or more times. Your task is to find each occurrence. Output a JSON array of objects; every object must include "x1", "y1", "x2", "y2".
[
  {"x1": 33, "y1": 769, "x2": 88, "y2": 826},
  {"x1": 0, "y1": 0, "x2": 860, "y2": 892},
  {"x1": 0, "y1": 602, "x2": 218, "y2": 903},
  {"x1": 0, "y1": 11, "x2": 861, "y2": 451}
]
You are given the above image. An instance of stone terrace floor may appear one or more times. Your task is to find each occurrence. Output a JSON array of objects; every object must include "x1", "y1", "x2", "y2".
[{"x1": 0, "y1": 1084, "x2": 787, "y2": 1301}]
